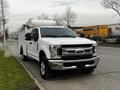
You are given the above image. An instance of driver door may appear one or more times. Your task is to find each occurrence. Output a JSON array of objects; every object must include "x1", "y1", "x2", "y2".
[{"x1": 31, "y1": 28, "x2": 39, "y2": 59}]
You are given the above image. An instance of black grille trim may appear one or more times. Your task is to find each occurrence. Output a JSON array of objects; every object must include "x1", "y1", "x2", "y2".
[
  {"x1": 61, "y1": 44, "x2": 92, "y2": 48},
  {"x1": 57, "y1": 48, "x2": 62, "y2": 56},
  {"x1": 61, "y1": 55, "x2": 93, "y2": 60}
]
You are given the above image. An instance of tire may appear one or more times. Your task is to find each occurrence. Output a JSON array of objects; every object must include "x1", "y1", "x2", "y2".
[
  {"x1": 20, "y1": 47, "x2": 28, "y2": 61},
  {"x1": 22, "y1": 55, "x2": 28, "y2": 61},
  {"x1": 82, "y1": 68, "x2": 95, "y2": 74},
  {"x1": 39, "y1": 55, "x2": 52, "y2": 80},
  {"x1": 116, "y1": 38, "x2": 120, "y2": 44}
]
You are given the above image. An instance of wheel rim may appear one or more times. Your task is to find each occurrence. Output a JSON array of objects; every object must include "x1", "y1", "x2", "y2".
[
  {"x1": 40, "y1": 61, "x2": 46, "y2": 75},
  {"x1": 22, "y1": 55, "x2": 24, "y2": 59}
]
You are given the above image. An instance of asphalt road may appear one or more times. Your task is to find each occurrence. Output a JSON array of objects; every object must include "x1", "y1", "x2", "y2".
[{"x1": 8, "y1": 40, "x2": 120, "y2": 90}]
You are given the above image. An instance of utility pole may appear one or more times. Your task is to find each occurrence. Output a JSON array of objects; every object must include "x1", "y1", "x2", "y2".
[{"x1": 1, "y1": 0, "x2": 7, "y2": 51}]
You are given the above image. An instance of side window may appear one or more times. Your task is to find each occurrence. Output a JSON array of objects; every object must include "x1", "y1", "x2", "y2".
[{"x1": 31, "y1": 28, "x2": 39, "y2": 41}]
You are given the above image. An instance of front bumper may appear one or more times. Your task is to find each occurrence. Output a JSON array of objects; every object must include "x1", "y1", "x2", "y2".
[{"x1": 48, "y1": 56, "x2": 100, "y2": 70}]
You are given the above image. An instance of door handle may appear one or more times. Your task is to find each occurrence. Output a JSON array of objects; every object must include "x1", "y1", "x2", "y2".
[{"x1": 30, "y1": 42, "x2": 32, "y2": 44}]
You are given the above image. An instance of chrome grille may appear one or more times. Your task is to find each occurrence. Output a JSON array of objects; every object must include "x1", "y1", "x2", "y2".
[{"x1": 59, "y1": 44, "x2": 93, "y2": 60}]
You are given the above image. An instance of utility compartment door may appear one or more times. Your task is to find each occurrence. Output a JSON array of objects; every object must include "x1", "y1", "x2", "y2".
[
  {"x1": 25, "y1": 28, "x2": 33, "y2": 57},
  {"x1": 27, "y1": 39, "x2": 34, "y2": 57}
]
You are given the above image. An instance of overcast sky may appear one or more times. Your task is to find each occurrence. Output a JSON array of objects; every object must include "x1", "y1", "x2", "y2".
[{"x1": 8, "y1": 0, "x2": 120, "y2": 32}]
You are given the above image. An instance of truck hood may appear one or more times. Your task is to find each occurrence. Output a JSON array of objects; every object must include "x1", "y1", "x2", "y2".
[{"x1": 42, "y1": 37, "x2": 97, "y2": 45}]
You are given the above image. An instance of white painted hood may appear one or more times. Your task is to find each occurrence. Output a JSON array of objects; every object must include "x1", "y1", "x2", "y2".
[{"x1": 42, "y1": 37, "x2": 97, "y2": 45}]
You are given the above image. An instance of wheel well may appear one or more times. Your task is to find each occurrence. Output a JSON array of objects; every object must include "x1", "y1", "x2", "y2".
[{"x1": 39, "y1": 50, "x2": 46, "y2": 61}]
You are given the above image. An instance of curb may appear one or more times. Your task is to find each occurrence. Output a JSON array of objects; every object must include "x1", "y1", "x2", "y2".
[{"x1": 13, "y1": 56, "x2": 46, "y2": 90}]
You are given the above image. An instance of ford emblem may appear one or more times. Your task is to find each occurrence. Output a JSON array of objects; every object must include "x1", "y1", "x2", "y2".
[{"x1": 75, "y1": 49, "x2": 85, "y2": 54}]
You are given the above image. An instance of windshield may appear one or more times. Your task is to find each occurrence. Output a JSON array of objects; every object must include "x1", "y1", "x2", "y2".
[{"x1": 40, "y1": 27, "x2": 78, "y2": 38}]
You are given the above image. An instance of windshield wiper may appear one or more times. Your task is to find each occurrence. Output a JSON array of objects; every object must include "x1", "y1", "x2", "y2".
[
  {"x1": 42, "y1": 35, "x2": 58, "y2": 38},
  {"x1": 59, "y1": 35, "x2": 76, "y2": 38},
  {"x1": 42, "y1": 35, "x2": 77, "y2": 38}
]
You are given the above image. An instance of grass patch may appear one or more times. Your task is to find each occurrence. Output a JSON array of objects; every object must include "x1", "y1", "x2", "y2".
[
  {"x1": 98, "y1": 43, "x2": 120, "y2": 48},
  {"x1": 0, "y1": 50, "x2": 38, "y2": 90}
]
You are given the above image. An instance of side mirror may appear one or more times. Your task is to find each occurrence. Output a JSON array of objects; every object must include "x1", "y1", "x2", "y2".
[
  {"x1": 25, "y1": 33, "x2": 31, "y2": 40},
  {"x1": 33, "y1": 35, "x2": 38, "y2": 42}
]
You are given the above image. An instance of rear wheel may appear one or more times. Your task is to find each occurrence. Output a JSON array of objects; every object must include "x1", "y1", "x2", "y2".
[
  {"x1": 22, "y1": 55, "x2": 28, "y2": 61},
  {"x1": 20, "y1": 47, "x2": 28, "y2": 61},
  {"x1": 39, "y1": 55, "x2": 52, "y2": 80}
]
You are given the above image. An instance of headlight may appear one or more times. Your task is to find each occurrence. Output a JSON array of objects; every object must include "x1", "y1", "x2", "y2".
[{"x1": 49, "y1": 45, "x2": 61, "y2": 59}]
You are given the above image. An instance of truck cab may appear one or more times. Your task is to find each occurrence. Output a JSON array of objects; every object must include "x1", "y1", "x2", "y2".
[{"x1": 19, "y1": 20, "x2": 100, "y2": 79}]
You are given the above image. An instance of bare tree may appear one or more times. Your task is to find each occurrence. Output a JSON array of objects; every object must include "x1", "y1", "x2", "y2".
[
  {"x1": 63, "y1": 7, "x2": 77, "y2": 27},
  {"x1": 53, "y1": 13, "x2": 64, "y2": 26},
  {"x1": 101, "y1": 0, "x2": 120, "y2": 16},
  {"x1": 37, "y1": 13, "x2": 49, "y2": 20}
]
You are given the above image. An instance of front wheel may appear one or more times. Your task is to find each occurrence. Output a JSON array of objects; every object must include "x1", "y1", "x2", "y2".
[{"x1": 39, "y1": 56, "x2": 52, "y2": 80}]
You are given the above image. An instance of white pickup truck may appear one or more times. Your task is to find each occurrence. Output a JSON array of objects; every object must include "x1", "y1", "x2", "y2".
[{"x1": 19, "y1": 20, "x2": 100, "y2": 79}]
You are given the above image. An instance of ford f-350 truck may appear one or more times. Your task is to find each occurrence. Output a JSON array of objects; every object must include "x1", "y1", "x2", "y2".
[{"x1": 19, "y1": 20, "x2": 100, "y2": 79}]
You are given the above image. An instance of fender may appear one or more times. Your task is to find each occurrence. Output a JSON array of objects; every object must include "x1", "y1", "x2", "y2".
[{"x1": 39, "y1": 44, "x2": 51, "y2": 60}]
